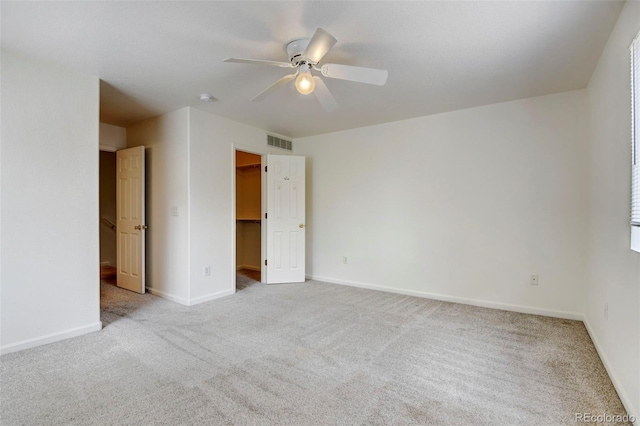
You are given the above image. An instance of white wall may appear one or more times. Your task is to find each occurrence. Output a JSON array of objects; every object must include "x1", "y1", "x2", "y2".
[
  {"x1": 188, "y1": 108, "x2": 270, "y2": 303},
  {"x1": 0, "y1": 51, "x2": 101, "y2": 354},
  {"x1": 584, "y1": 0, "x2": 640, "y2": 418},
  {"x1": 127, "y1": 107, "x2": 282, "y2": 304},
  {"x1": 99, "y1": 123, "x2": 126, "y2": 151},
  {"x1": 295, "y1": 90, "x2": 589, "y2": 319},
  {"x1": 127, "y1": 108, "x2": 190, "y2": 303}
]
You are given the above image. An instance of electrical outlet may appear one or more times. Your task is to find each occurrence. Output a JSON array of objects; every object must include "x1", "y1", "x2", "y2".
[
  {"x1": 529, "y1": 274, "x2": 539, "y2": 286},
  {"x1": 343, "y1": 256, "x2": 348, "y2": 264},
  {"x1": 171, "y1": 206, "x2": 179, "y2": 217},
  {"x1": 204, "y1": 266, "x2": 211, "y2": 277},
  {"x1": 604, "y1": 303, "x2": 608, "y2": 320}
]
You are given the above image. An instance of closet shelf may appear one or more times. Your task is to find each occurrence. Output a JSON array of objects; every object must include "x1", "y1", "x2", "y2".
[
  {"x1": 236, "y1": 163, "x2": 261, "y2": 169},
  {"x1": 236, "y1": 218, "x2": 262, "y2": 222}
]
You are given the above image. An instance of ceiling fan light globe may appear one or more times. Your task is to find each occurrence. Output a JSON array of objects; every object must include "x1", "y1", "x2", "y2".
[{"x1": 295, "y1": 72, "x2": 315, "y2": 95}]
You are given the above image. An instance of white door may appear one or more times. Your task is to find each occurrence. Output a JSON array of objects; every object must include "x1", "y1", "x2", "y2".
[
  {"x1": 265, "y1": 155, "x2": 305, "y2": 283},
  {"x1": 116, "y1": 146, "x2": 146, "y2": 293}
]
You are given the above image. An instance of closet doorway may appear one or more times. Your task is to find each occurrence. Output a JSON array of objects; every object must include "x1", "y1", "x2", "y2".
[{"x1": 235, "y1": 150, "x2": 262, "y2": 290}]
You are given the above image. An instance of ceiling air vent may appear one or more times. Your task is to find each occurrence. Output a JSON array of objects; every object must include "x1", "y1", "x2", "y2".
[{"x1": 267, "y1": 135, "x2": 292, "y2": 151}]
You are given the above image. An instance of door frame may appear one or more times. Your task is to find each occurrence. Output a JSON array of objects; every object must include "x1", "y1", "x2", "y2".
[{"x1": 231, "y1": 143, "x2": 269, "y2": 290}]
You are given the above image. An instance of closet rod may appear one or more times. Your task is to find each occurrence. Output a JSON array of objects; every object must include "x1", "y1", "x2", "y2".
[{"x1": 236, "y1": 219, "x2": 261, "y2": 224}]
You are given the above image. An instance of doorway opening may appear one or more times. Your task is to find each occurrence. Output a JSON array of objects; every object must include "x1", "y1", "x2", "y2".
[
  {"x1": 99, "y1": 145, "x2": 147, "y2": 295},
  {"x1": 235, "y1": 150, "x2": 263, "y2": 291},
  {"x1": 99, "y1": 150, "x2": 117, "y2": 286}
]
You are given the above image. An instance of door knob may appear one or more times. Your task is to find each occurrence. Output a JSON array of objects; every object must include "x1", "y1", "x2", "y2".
[
  {"x1": 142, "y1": 225, "x2": 148, "y2": 230},
  {"x1": 299, "y1": 224, "x2": 304, "y2": 228}
]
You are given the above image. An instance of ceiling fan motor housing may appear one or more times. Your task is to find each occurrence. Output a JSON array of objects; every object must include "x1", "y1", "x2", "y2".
[{"x1": 286, "y1": 39, "x2": 311, "y2": 65}]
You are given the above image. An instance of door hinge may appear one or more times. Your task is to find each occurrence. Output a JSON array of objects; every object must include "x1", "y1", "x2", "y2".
[
  {"x1": 265, "y1": 166, "x2": 267, "y2": 172},
  {"x1": 265, "y1": 259, "x2": 267, "y2": 266},
  {"x1": 265, "y1": 213, "x2": 267, "y2": 219}
]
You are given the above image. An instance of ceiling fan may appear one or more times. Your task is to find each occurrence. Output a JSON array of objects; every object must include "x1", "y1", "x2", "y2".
[{"x1": 223, "y1": 28, "x2": 388, "y2": 112}]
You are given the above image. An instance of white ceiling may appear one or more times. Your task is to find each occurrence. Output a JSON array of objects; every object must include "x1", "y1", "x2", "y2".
[{"x1": 2, "y1": 1, "x2": 624, "y2": 138}]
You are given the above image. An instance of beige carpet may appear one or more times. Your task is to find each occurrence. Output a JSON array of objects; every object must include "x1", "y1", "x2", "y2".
[{"x1": 0, "y1": 277, "x2": 630, "y2": 425}]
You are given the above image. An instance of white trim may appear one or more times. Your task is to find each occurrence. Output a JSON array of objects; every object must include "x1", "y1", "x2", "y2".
[
  {"x1": 632, "y1": 31, "x2": 640, "y2": 237},
  {"x1": 0, "y1": 322, "x2": 102, "y2": 355},
  {"x1": 186, "y1": 108, "x2": 191, "y2": 303},
  {"x1": 146, "y1": 287, "x2": 189, "y2": 305},
  {"x1": 306, "y1": 275, "x2": 584, "y2": 321},
  {"x1": 146, "y1": 286, "x2": 235, "y2": 306},
  {"x1": 631, "y1": 226, "x2": 640, "y2": 253},
  {"x1": 583, "y1": 317, "x2": 639, "y2": 425},
  {"x1": 100, "y1": 261, "x2": 112, "y2": 266},
  {"x1": 631, "y1": 29, "x2": 640, "y2": 48},
  {"x1": 187, "y1": 288, "x2": 235, "y2": 306},
  {"x1": 236, "y1": 265, "x2": 261, "y2": 272},
  {"x1": 261, "y1": 155, "x2": 266, "y2": 284},
  {"x1": 231, "y1": 146, "x2": 237, "y2": 295}
]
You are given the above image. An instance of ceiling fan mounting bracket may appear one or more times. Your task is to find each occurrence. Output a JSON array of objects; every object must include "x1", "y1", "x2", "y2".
[{"x1": 286, "y1": 39, "x2": 311, "y2": 65}]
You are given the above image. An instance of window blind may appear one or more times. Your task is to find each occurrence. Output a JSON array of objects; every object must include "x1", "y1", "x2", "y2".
[{"x1": 631, "y1": 32, "x2": 640, "y2": 226}]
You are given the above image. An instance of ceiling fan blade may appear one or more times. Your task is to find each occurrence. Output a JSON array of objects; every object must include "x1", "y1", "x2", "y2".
[
  {"x1": 251, "y1": 74, "x2": 296, "y2": 102},
  {"x1": 320, "y1": 64, "x2": 388, "y2": 86},
  {"x1": 313, "y1": 77, "x2": 338, "y2": 112},
  {"x1": 303, "y1": 28, "x2": 337, "y2": 64},
  {"x1": 223, "y1": 58, "x2": 294, "y2": 68}
]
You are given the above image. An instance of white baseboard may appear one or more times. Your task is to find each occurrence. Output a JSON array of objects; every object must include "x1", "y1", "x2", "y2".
[
  {"x1": 100, "y1": 261, "x2": 111, "y2": 266},
  {"x1": 188, "y1": 288, "x2": 235, "y2": 306},
  {"x1": 583, "y1": 317, "x2": 638, "y2": 425},
  {"x1": 146, "y1": 286, "x2": 235, "y2": 306},
  {"x1": 145, "y1": 287, "x2": 189, "y2": 305},
  {"x1": 1, "y1": 321, "x2": 102, "y2": 356},
  {"x1": 236, "y1": 265, "x2": 261, "y2": 272},
  {"x1": 306, "y1": 275, "x2": 584, "y2": 321}
]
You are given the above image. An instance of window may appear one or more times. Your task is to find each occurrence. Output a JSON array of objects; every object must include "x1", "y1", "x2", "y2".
[{"x1": 631, "y1": 32, "x2": 640, "y2": 227}]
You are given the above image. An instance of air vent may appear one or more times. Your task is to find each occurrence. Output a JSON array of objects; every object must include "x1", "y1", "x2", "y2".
[{"x1": 267, "y1": 135, "x2": 293, "y2": 151}]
